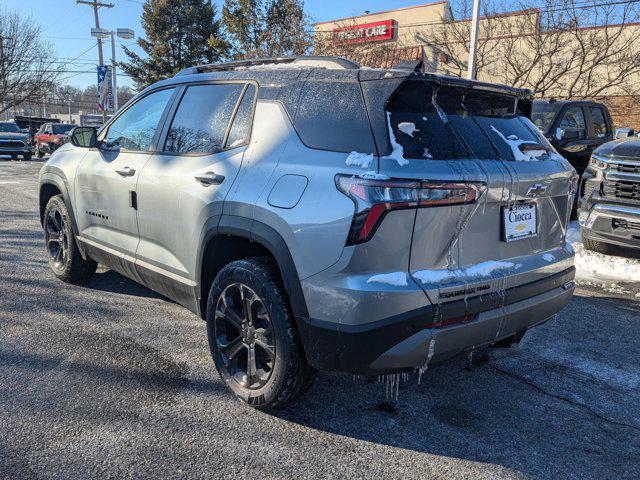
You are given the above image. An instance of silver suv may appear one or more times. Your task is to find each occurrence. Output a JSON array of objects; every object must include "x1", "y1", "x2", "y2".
[{"x1": 39, "y1": 56, "x2": 577, "y2": 408}]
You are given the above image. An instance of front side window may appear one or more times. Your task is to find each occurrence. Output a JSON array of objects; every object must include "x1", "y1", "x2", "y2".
[
  {"x1": 559, "y1": 107, "x2": 586, "y2": 130},
  {"x1": 0, "y1": 122, "x2": 20, "y2": 133},
  {"x1": 103, "y1": 88, "x2": 174, "y2": 151},
  {"x1": 531, "y1": 102, "x2": 561, "y2": 132},
  {"x1": 52, "y1": 124, "x2": 75, "y2": 135},
  {"x1": 164, "y1": 83, "x2": 244, "y2": 154},
  {"x1": 590, "y1": 107, "x2": 608, "y2": 138}
]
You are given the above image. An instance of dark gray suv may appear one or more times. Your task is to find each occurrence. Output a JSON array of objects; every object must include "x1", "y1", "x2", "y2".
[{"x1": 39, "y1": 56, "x2": 576, "y2": 408}]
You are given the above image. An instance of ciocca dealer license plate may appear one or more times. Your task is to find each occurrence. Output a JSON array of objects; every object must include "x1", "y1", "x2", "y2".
[{"x1": 502, "y1": 203, "x2": 537, "y2": 242}]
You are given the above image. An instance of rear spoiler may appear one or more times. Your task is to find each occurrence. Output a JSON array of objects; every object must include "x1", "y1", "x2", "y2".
[{"x1": 359, "y1": 73, "x2": 533, "y2": 158}]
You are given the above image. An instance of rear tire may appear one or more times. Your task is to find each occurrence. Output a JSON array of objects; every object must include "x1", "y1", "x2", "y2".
[
  {"x1": 206, "y1": 257, "x2": 315, "y2": 409},
  {"x1": 43, "y1": 195, "x2": 97, "y2": 283},
  {"x1": 23, "y1": 153, "x2": 32, "y2": 161},
  {"x1": 582, "y1": 232, "x2": 618, "y2": 255}
]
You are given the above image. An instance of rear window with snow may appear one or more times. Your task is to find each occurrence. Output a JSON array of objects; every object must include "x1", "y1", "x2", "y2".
[
  {"x1": 287, "y1": 81, "x2": 376, "y2": 154},
  {"x1": 386, "y1": 81, "x2": 554, "y2": 161}
]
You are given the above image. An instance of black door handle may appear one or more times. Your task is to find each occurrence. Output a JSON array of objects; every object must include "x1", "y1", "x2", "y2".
[
  {"x1": 195, "y1": 171, "x2": 225, "y2": 186},
  {"x1": 115, "y1": 166, "x2": 136, "y2": 177}
]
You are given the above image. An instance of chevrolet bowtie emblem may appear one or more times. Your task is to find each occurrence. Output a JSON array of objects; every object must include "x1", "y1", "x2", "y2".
[{"x1": 526, "y1": 183, "x2": 548, "y2": 197}]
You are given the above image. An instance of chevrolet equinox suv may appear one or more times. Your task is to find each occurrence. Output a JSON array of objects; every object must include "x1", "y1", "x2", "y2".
[{"x1": 39, "y1": 56, "x2": 577, "y2": 408}]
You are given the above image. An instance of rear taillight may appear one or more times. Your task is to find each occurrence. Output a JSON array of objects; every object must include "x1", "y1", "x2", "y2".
[{"x1": 336, "y1": 174, "x2": 482, "y2": 245}]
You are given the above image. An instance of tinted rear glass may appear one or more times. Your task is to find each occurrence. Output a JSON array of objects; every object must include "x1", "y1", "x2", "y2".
[
  {"x1": 287, "y1": 81, "x2": 376, "y2": 154},
  {"x1": 387, "y1": 81, "x2": 554, "y2": 161}
]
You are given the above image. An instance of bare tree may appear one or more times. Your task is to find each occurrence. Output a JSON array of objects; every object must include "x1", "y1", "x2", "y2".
[
  {"x1": 424, "y1": 0, "x2": 640, "y2": 98},
  {"x1": 0, "y1": 8, "x2": 62, "y2": 116}
]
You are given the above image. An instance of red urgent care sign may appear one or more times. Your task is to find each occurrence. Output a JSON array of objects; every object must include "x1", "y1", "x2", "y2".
[{"x1": 333, "y1": 20, "x2": 396, "y2": 45}]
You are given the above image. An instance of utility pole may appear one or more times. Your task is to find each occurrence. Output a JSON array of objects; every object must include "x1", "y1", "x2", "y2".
[
  {"x1": 0, "y1": 36, "x2": 13, "y2": 121},
  {"x1": 467, "y1": 0, "x2": 481, "y2": 80},
  {"x1": 110, "y1": 31, "x2": 118, "y2": 111},
  {"x1": 77, "y1": 0, "x2": 114, "y2": 122}
]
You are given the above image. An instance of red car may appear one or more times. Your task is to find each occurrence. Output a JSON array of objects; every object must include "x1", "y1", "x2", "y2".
[{"x1": 34, "y1": 123, "x2": 75, "y2": 158}]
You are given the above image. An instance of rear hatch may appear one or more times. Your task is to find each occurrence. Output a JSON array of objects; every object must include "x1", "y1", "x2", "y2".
[{"x1": 361, "y1": 74, "x2": 576, "y2": 304}]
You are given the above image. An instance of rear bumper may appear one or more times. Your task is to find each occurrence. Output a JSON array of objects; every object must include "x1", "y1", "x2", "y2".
[
  {"x1": 579, "y1": 202, "x2": 640, "y2": 249},
  {"x1": 296, "y1": 267, "x2": 575, "y2": 375}
]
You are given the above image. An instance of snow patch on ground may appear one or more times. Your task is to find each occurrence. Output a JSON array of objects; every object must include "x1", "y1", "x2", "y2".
[
  {"x1": 345, "y1": 151, "x2": 374, "y2": 168},
  {"x1": 490, "y1": 125, "x2": 547, "y2": 161},
  {"x1": 383, "y1": 113, "x2": 409, "y2": 166},
  {"x1": 367, "y1": 272, "x2": 408, "y2": 287},
  {"x1": 413, "y1": 261, "x2": 517, "y2": 285},
  {"x1": 397, "y1": 122, "x2": 419, "y2": 137},
  {"x1": 568, "y1": 221, "x2": 640, "y2": 286}
]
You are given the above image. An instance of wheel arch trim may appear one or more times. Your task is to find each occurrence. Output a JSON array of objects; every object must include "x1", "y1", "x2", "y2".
[
  {"x1": 39, "y1": 172, "x2": 86, "y2": 257},
  {"x1": 196, "y1": 215, "x2": 309, "y2": 320}
]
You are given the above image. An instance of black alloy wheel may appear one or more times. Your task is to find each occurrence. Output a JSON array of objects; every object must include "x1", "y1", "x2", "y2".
[
  {"x1": 214, "y1": 282, "x2": 276, "y2": 389},
  {"x1": 45, "y1": 206, "x2": 68, "y2": 271}
]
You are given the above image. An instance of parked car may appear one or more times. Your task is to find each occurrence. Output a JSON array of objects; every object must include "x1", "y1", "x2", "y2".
[
  {"x1": 38, "y1": 56, "x2": 577, "y2": 409},
  {"x1": 14, "y1": 115, "x2": 62, "y2": 148},
  {"x1": 34, "y1": 123, "x2": 75, "y2": 158},
  {"x1": 0, "y1": 121, "x2": 32, "y2": 160},
  {"x1": 531, "y1": 99, "x2": 614, "y2": 178},
  {"x1": 579, "y1": 137, "x2": 640, "y2": 254}
]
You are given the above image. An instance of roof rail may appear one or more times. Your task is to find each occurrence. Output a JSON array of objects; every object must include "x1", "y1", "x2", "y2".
[{"x1": 175, "y1": 56, "x2": 361, "y2": 76}]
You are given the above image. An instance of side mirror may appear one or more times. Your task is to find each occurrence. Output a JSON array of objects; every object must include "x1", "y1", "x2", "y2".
[
  {"x1": 70, "y1": 127, "x2": 97, "y2": 148},
  {"x1": 615, "y1": 127, "x2": 634, "y2": 139}
]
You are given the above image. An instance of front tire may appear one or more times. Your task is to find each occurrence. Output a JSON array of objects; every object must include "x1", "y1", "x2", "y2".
[
  {"x1": 23, "y1": 152, "x2": 32, "y2": 161},
  {"x1": 206, "y1": 257, "x2": 315, "y2": 409},
  {"x1": 43, "y1": 195, "x2": 97, "y2": 283}
]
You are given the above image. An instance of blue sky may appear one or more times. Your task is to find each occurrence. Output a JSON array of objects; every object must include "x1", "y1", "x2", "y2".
[{"x1": 5, "y1": 0, "x2": 444, "y2": 89}]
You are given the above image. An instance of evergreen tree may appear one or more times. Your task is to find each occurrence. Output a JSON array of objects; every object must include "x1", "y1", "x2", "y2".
[
  {"x1": 120, "y1": 0, "x2": 229, "y2": 89},
  {"x1": 222, "y1": 0, "x2": 310, "y2": 59}
]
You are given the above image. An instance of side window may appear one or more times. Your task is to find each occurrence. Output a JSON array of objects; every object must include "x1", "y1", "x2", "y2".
[
  {"x1": 559, "y1": 107, "x2": 586, "y2": 130},
  {"x1": 289, "y1": 81, "x2": 376, "y2": 154},
  {"x1": 558, "y1": 107, "x2": 586, "y2": 140},
  {"x1": 44, "y1": 124, "x2": 51, "y2": 134},
  {"x1": 225, "y1": 84, "x2": 256, "y2": 149},
  {"x1": 590, "y1": 107, "x2": 608, "y2": 138},
  {"x1": 164, "y1": 83, "x2": 244, "y2": 154},
  {"x1": 102, "y1": 88, "x2": 174, "y2": 151}
]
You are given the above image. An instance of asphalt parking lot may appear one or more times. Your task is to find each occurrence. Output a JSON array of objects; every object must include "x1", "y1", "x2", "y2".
[{"x1": 1, "y1": 160, "x2": 639, "y2": 479}]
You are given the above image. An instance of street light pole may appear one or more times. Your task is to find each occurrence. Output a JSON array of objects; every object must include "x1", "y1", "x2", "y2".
[
  {"x1": 110, "y1": 31, "x2": 118, "y2": 111},
  {"x1": 467, "y1": 0, "x2": 481, "y2": 80},
  {"x1": 77, "y1": 0, "x2": 114, "y2": 122}
]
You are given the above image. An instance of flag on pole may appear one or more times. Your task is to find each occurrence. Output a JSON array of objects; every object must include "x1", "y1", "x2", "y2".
[{"x1": 97, "y1": 65, "x2": 114, "y2": 112}]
